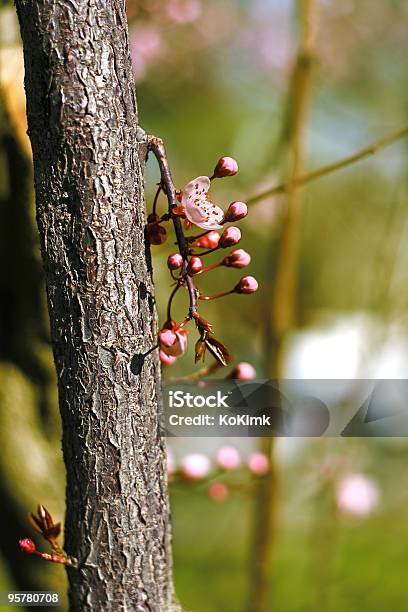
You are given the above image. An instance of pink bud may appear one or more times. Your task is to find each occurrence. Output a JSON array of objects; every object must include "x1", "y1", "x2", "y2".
[
  {"x1": 188, "y1": 256, "x2": 203, "y2": 275},
  {"x1": 235, "y1": 275, "x2": 258, "y2": 294},
  {"x1": 219, "y1": 226, "x2": 241, "y2": 248},
  {"x1": 159, "y1": 350, "x2": 177, "y2": 366},
  {"x1": 158, "y1": 329, "x2": 177, "y2": 348},
  {"x1": 216, "y1": 446, "x2": 241, "y2": 470},
  {"x1": 195, "y1": 231, "x2": 220, "y2": 249},
  {"x1": 224, "y1": 201, "x2": 248, "y2": 222},
  {"x1": 19, "y1": 538, "x2": 36, "y2": 554},
  {"x1": 231, "y1": 362, "x2": 256, "y2": 380},
  {"x1": 222, "y1": 249, "x2": 251, "y2": 269},
  {"x1": 248, "y1": 452, "x2": 269, "y2": 475},
  {"x1": 208, "y1": 481, "x2": 229, "y2": 502},
  {"x1": 213, "y1": 156, "x2": 239, "y2": 178},
  {"x1": 167, "y1": 253, "x2": 183, "y2": 270},
  {"x1": 181, "y1": 453, "x2": 211, "y2": 480}
]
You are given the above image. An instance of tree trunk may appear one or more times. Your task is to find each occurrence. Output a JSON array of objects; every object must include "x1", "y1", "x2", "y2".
[{"x1": 15, "y1": 2, "x2": 178, "y2": 609}]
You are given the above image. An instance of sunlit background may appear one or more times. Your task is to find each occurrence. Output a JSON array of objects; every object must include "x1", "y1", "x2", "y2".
[{"x1": 1, "y1": 0, "x2": 407, "y2": 610}]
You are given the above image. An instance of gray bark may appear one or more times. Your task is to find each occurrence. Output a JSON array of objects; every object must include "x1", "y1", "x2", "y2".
[{"x1": 15, "y1": 1, "x2": 178, "y2": 610}]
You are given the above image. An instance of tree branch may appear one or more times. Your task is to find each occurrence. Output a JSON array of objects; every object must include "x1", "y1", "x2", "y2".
[{"x1": 247, "y1": 123, "x2": 408, "y2": 205}]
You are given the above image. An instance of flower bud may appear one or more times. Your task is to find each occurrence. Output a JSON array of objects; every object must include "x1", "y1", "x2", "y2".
[
  {"x1": 208, "y1": 481, "x2": 229, "y2": 502},
  {"x1": 188, "y1": 256, "x2": 203, "y2": 275},
  {"x1": 158, "y1": 328, "x2": 177, "y2": 348},
  {"x1": 219, "y1": 226, "x2": 241, "y2": 248},
  {"x1": 224, "y1": 201, "x2": 248, "y2": 222},
  {"x1": 248, "y1": 452, "x2": 269, "y2": 475},
  {"x1": 181, "y1": 453, "x2": 211, "y2": 480},
  {"x1": 216, "y1": 446, "x2": 241, "y2": 470},
  {"x1": 222, "y1": 248, "x2": 251, "y2": 269},
  {"x1": 230, "y1": 362, "x2": 256, "y2": 380},
  {"x1": 19, "y1": 538, "x2": 36, "y2": 554},
  {"x1": 235, "y1": 275, "x2": 258, "y2": 294},
  {"x1": 195, "y1": 231, "x2": 220, "y2": 249},
  {"x1": 159, "y1": 350, "x2": 177, "y2": 366},
  {"x1": 167, "y1": 253, "x2": 183, "y2": 270},
  {"x1": 213, "y1": 156, "x2": 238, "y2": 178},
  {"x1": 147, "y1": 222, "x2": 167, "y2": 245}
]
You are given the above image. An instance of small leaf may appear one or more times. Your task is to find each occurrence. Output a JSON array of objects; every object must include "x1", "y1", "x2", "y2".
[
  {"x1": 194, "y1": 338, "x2": 207, "y2": 363},
  {"x1": 45, "y1": 523, "x2": 61, "y2": 539},
  {"x1": 28, "y1": 512, "x2": 44, "y2": 535},
  {"x1": 204, "y1": 336, "x2": 232, "y2": 367}
]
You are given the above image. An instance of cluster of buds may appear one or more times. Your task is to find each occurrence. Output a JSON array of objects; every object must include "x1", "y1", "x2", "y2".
[
  {"x1": 18, "y1": 505, "x2": 77, "y2": 567},
  {"x1": 167, "y1": 445, "x2": 270, "y2": 502},
  {"x1": 147, "y1": 147, "x2": 258, "y2": 373}
]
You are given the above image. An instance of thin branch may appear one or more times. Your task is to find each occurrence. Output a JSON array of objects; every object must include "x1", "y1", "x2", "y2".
[
  {"x1": 247, "y1": 123, "x2": 408, "y2": 205},
  {"x1": 148, "y1": 135, "x2": 198, "y2": 317}
]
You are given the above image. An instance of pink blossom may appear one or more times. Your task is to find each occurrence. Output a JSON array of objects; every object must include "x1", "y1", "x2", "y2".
[
  {"x1": 231, "y1": 362, "x2": 256, "y2": 380},
  {"x1": 188, "y1": 256, "x2": 203, "y2": 274},
  {"x1": 222, "y1": 249, "x2": 251, "y2": 269},
  {"x1": 213, "y1": 156, "x2": 239, "y2": 178},
  {"x1": 168, "y1": 253, "x2": 183, "y2": 270},
  {"x1": 219, "y1": 226, "x2": 241, "y2": 248},
  {"x1": 248, "y1": 452, "x2": 269, "y2": 475},
  {"x1": 162, "y1": 328, "x2": 188, "y2": 358},
  {"x1": 181, "y1": 176, "x2": 224, "y2": 230},
  {"x1": 166, "y1": 0, "x2": 202, "y2": 24},
  {"x1": 224, "y1": 201, "x2": 248, "y2": 222},
  {"x1": 167, "y1": 447, "x2": 176, "y2": 475},
  {"x1": 216, "y1": 446, "x2": 241, "y2": 470},
  {"x1": 208, "y1": 481, "x2": 229, "y2": 502},
  {"x1": 195, "y1": 231, "x2": 220, "y2": 249},
  {"x1": 159, "y1": 350, "x2": 177, "y2": 366},
  {"x1": 336, "y1": 474, "x2": 380, "y2": 518},
  {"x1": 181, "y1": 453, "x2": 211, "y2": 480},
  {"x1": 235, "y1": 275, "x2": 258, "y2": 294}
]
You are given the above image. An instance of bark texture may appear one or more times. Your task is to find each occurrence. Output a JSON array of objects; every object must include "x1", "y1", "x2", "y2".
[{"x1": 15, "y1": 1, "x2": 177, "y2": 609}]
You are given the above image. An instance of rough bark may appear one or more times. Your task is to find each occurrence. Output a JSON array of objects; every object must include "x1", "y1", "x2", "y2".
[{"x1": 15, "y1": 1, "x2": 178, "y2": 610}]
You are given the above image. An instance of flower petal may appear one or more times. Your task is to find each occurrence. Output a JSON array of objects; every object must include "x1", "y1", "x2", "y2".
[{"x1": 181, "y1": 176, "x2": 211, "y2": 207}]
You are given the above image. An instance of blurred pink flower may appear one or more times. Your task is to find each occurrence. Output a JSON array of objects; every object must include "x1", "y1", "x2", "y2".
[
  {"x1": 231, "y1": 362, "x2": 256, "y2": 380},
  {"x1": 181, "y1": 453, "x2": 211, "y2": 480},
  {"x1": 159, "y1": 350, "x2": 177, "y2": 366},
  {"x1": 208, "y1": 481, "x2": 229, "y2": 502},
  {"x1": 336, "y1": 474, "x2": 380, "y2": 518},
  {"x1": 248, "y1": 452, "x2": 269, "y2": 475},
  {"x1": 216, "y1": 446, "x2": 241, "y2": 470},
  {"x1": 167, "y1": 447, "x2": 176, "y2": 475},
  {"x1": 166, "y1": 0, "x2": 202, "y2": 24},
  {"x1": 130, "y1": 25, "x2": 163, "y2": 82}
]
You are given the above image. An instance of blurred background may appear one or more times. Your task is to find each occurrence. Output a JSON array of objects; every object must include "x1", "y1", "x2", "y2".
[{"x1": 1, "y1": 0, "x2": 408, "y2": 610}]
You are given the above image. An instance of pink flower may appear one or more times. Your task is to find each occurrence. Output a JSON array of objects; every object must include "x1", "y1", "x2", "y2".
[
  {"x1": 181, "y1": 453, "x2": 211, "y2": 480},
  {"x1": 19, "y1": 538, "x2": 36, "y2": 554},
  {"x1": 213, "y1": 156, "x2": 239, "y2": 178},
  {"x1": 216, "y1": 446, "x2": 241, "y2": 470},
  {"x1": 159, "y1": 327, "x2": 188, "y2": 358},
  {"x1": 166, "y1": 0, "x2": 202, "y2": 23},
  {"x1": 336, "y1": 474, "x2": 380, "y2": 518},
  {"x1": 219, "y1": 226, "x2": 241, "y2": 248},
  {"x1": 224, "y1": 201, "x2": 248, "y2": 222},
  {"x1": 167, "y1": 447, "x2": 176, "y2": 475},
  {"x1": 222, "y1": 249, "x2": 251, "y2": 268},
  {"x1": 180, "y1": 176, "x2": 224, "y2": 230},
  {"x1": 235, "y1": 275, "x2": 258, "y2": 294},
  {"x1": 159, "y1": 350, "x2": 177, "y2": 366},
  {"x1": 208, "y1": 482, "x2": 229, "y2": 502},
  {"x1": 248, "y1": 452, "x2": 269, "y2": 475},
  {"x1": 195, "y1": 231, "x2": 220, "y2": 249},
  {"x1": 168, "y1": 253, "x2": 183, "y2": 270},
  {"x1": 188, "y1": 256, "x2": 203, "y2": 274},
  {"x1": 231, "y1": 362, "x2": 256, "y2": 380}
]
